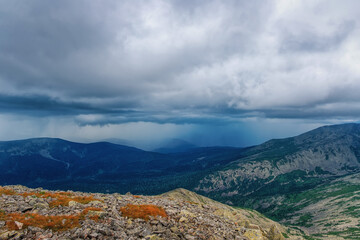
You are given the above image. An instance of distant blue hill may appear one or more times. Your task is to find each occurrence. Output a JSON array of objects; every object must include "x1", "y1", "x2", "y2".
[
  {"x1": 153, "y1": 138, "x2": 197, "y2": 153},
  {"x1": 0, "y1": 137, "x2": 243, "y2": 194}
]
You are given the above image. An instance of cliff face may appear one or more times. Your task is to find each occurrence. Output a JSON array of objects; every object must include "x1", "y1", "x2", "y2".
[{"x1": 0, "y1": 185, "x2": 302, "y2": 240}]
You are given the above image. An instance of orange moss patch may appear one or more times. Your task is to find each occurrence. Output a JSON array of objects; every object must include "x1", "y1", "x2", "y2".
[
  {"x1": 89, "y1": 215, "x2": 99, "y2": 221},
  {"x1": 0, "y1": 187, "x2": 102, "y2": 208},
  {"x1": 49, "y1": 195, "x2": 99, "y2": 208},
  {"x1": 81, "y1": 207, "x2": 103, "y2": 215},
  {"x1": 119, "y1": 204, "x2": 167, "y2": 221},
  {"x1": 20, "y1": 191, "x2": 72, "y2": 198},
  {"x1": 0, "y1": 187, "x2": 16, "y2": 196},
  {"x1": 1, "y1": 208, "x2": 103, "y2": 231},
  {"x1": 0, "y1": 209, "x2": 5, "y2": 220},
  {"x1": 81, "y1": 207, "x2": 103, "y2": 221},
  {"x1": 19, "y1": 191, "x2": 101, "y2": 208},
  {"x1": 5, "y1": 212, "x2": 81, "y2": 231}
]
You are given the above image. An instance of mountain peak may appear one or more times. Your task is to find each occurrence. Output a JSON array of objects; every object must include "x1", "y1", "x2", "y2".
[
  {"x1": 293, "y1": 122, "x2": 360, "y2": 145},
  {"x1": 303, "y1": 122, "x2": 360, "y2": 135}
]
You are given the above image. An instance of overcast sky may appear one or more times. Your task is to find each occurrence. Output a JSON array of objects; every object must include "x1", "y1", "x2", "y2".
[{"x1": 0, "y1": 0, "x2": 359, "y2": 149}]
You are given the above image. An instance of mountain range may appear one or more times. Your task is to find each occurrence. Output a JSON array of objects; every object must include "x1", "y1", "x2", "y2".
[{"x1": 0, "y1": 123, "x2": 359, "y2": 239}]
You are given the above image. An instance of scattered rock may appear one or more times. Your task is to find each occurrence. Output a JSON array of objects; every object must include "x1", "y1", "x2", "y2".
[
  {"x1": 267, "y1": 225, "x2": 285, "y2": 240},
  {"x1": 14, "y1": 221, "x2": 23, "y2": 230},
  {"x1": 20, "y1": 206, "x2": 33, "y2": 213},
  {"x1": 179, "y1": 216, "x2": 188, "y2": 223},
  {"x1": 185, "y1": 234, "x2": 195, "y2": 240},
  {"x1": 180, "y1": 209, "x2": 195, "y2": 218},
  {"x1": 68, "y1": 200, "x2": 79, "y2": 207},
  {"x1": 170, "y1": 226, "x2": 178, "y2": 232},
  {"x1": 145, "y1": 234, "x2": 163, "y2": 240},
  {"x1": 34, "y1": 202, "x2": 49, "y2": 209},
  {"x1": 243, "y1": 229, "x2": 264, "y2": 240},
  {"x1": 89, "y1": 200, "x2": 102, "y2": 205},
  {"x1": 86, "y1": 210, "x2": 106, "y2": 218},
  {"x1": 0, "y1": 185, "x2": 302, "y2": 240},
  {"x1": 0, "y1": 230, "x2": 23, "y2": 240}
]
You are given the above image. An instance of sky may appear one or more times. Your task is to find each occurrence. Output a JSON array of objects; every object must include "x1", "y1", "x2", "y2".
[{"x1": 0, "y1": 0, "x2": 360, "y2": 149}]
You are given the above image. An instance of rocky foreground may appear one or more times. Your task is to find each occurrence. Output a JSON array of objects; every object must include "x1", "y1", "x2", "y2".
[{"x1": 0, "y1": 186, "x2": 303, "y2": 240}]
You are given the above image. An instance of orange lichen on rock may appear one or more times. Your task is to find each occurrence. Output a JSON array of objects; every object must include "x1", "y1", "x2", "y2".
[
  {"x1": 119, "y1": 204, "x2": 167, "y2": 221},
  {"x1": 0, "y1": 187, "x2": 16, "y2": 196}
]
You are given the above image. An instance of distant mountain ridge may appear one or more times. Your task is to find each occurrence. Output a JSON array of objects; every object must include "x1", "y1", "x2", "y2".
[
  {"x1": 196, "y1": 123, "x2": 360, "y2": 202},
  {"x1": 0, "y1": 123, "x2": 359, "y2": 196},
  {"x1": 0, "y1": 137, "x2": 244, "y2": 194},
  {"x1": 153, "y1": 138, "x2": 197, "y2": 153}
]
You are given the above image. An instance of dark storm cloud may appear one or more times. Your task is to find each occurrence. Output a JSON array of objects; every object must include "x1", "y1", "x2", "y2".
[
  {"x1": 0, "y1": 0, "x2": 360, "y2": 127},
  {"x1": 0, "y1": 94, "x2": 138, "y2": 116},
  {"x1": 0, "y1": 92, "x2": 253, "y2": 125}
]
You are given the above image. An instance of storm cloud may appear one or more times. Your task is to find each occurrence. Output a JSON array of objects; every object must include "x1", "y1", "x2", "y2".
[{"x1": 0, "y1": 0, "x2": 359, "y2": 147}]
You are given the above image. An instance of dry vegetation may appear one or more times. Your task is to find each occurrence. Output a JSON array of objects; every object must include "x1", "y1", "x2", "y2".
[
  {"x1": 0, "y1": 187, "x2": 16, "y2": 196},
  {"x1": 119, "y1": 204, "x2": 168, "y2": 221},
  {"x1": 1, "y1": 186, "x2": 101, "y2": 208},
  {"x1": 0, "y1": 186, "x2": 105, "y2": 232},
  {"x1": 2, "y1": 212, "x2": 81, "y2": 231},
  {"x1": 0, "y1": 187, "x2": 168, "y2": 232},
  {"x1": 0, "y1": 207, "x2": 103, "y2": 232}
]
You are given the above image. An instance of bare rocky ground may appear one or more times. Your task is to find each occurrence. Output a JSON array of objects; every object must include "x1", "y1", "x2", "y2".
[{"x1": 0, "y1": 185, "x2": 303, "y2": 240}]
